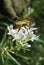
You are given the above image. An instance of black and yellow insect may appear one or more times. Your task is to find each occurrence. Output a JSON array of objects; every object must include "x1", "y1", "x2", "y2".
[{"x1": 15, "y1": 20, "x2": 32, "y2": 28}]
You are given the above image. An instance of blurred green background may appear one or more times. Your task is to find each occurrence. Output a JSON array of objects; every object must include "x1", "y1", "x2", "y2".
[{"x1": 0, "y1": 0, "x2": 44, "y2": 65}]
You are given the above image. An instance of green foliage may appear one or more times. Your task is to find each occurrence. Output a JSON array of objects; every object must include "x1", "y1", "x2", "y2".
[{"x1": 0, "y1": 0, "x2": 44, "y2": 65}]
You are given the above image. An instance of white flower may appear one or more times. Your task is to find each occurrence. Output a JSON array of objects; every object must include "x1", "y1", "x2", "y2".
[
  {"x1": 30, "y1": 34, "x2": 39, "y2": 42},
  {"x1": 28, "y1": 28, "x2": 37, "y2": 34},
  {"x1": 19, "y1": 41, "x2": 31, "y2": 48},
  {"x1": 25, "y1": 43, "x2": 31, "y2": 48},
  {"x1": 7, "y1": 25, "x2": 39, "y2": 42},
  {"x1": 18, "y1": 27, "x2": 28, "y2": 40},
  {"x1": 12, "y1": 34, "x2": 20, "y2": 41},
  {"x1": 22, "y1": 43, "x2": 31, "y2": 48},
  {"x1": 7, "y1": 25, "x2": 18, "y2": 36},
  {"x1": 7, "y1": 24, "x2": 39, "y2": 50},
  {"x1": 27, "y1": 27, "x2": 39, "y2": 41},
  {"x1": 7, "y1": 25, "x2": 13, "y2": 31}
]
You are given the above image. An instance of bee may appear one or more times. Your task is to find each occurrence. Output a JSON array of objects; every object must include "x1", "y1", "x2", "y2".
[{"x1": 15, "y1": 20, "x2": 32, "y2": 28}]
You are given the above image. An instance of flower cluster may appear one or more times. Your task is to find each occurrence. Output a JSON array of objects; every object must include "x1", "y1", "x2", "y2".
[{"x1": 7, "y1": 24, "x2": 39, "y2": 50}]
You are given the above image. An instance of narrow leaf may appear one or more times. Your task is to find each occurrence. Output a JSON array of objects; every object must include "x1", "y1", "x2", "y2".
[{"x1": 6, "y1": 52, "x2": 21, "y2": 65}]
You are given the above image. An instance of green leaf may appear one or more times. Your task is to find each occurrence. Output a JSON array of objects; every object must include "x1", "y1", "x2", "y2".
[
  {"x1": 36, "y1": 39, "x2": 44, "y2": 44},
  {"x1": 16, "y1": 53, "x2": 31, "y2": 61},
  {"x1": 1, "y1": 54, "x2": 4, "y2": 64},
  {"x1": 6, "y1": 52, "x2": 21, "y2": 65},
  {"x1": 0, "y1": 29, "x2": 7, "y2": 46},
  {"x1": 0, "y1": 22, "x2": 8, "y2": 26}
]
